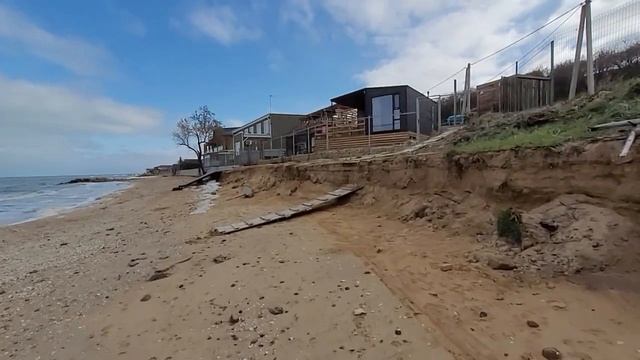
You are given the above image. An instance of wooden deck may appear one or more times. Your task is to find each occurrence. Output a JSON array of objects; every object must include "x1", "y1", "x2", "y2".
[
  {"x1": 213, "y1": 184, "x2": 363, "y2": 235},
  {"x1": 315, "y1": 131, "x2": 416, "y2": 151}
]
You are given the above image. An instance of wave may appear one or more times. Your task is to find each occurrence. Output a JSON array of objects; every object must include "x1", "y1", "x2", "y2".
[{"x1": 0, "y1": 182, "x2": 131, "y2": 226}]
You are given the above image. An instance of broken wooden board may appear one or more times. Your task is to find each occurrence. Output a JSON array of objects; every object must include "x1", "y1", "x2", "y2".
[
  {"x1": 172, "y1": 165, "x2": 236, "y2": 191},
  {"x1": 212, "y1": 184, "x2": 363, "y2": 235},
  {"x1": 620, "y1": 126, "x2": 639, "y2": 157},
  {"x1": 590, "y1": 118, "x2": 640, "y2": 131}
]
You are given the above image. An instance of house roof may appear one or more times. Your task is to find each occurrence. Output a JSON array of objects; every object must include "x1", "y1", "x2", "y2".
[
  {"x1": 331, "y1": 85, "x2": 427, "y2": 108},
  {"x1": 232, "y1": 113, "x2": 304, "y2": 134},
  {"x1": 220, "y1": 127, "x2": 238, "y2": 135}
]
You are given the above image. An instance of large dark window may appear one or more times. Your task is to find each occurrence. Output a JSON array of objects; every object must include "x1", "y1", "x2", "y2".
[{"x1": 371, "y1": 95, "x2": 393, "y2": 132}]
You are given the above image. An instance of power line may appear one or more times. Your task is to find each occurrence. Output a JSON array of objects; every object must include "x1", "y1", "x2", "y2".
[
  {"x1": 428, "y1": 1, "x2": 583, "y2": 91},
  {"x1": 470, "y1": 1, "x2": 584, "y2": 65},
  {"x1": 427, "y1": 66, "x2": 466, "y2": 92},
  {"x1": 485, "y1": 4, "x2": 581, "y2": 82}
]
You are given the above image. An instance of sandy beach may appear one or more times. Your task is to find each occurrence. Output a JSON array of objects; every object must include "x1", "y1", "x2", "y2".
[
  {"x1": 0, "y1": 177, "x2": 451, "y2": 359},
  {"x1": 1, "y1": 172, "x2": 639, "y2": 360}
]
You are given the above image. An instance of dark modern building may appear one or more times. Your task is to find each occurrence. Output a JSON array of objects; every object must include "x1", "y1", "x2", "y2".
[{"x1": 331, "y1": 85, "x2": 437, "y2": 135}]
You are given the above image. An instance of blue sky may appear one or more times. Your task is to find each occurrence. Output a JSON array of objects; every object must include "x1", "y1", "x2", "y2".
[{"x1": 0, "y1": 0, "x2": 629, "y2": 176}]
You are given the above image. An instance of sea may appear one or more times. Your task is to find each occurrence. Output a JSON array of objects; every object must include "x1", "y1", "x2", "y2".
[{"x1": 0, "y1": 175, "x2": 132, "y2": 226}]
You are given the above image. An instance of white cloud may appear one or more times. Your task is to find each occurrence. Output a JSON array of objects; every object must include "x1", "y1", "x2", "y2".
[
  {"x1": 0, "y1": 74, "x2": 162, "y2": 134},
  {"x1": 286, "y1": 0, "x2": 636, "y2": 94},
  {"x1": 187, "y1": 4, "x2": 260, "y2": 44},
  {"x1": 318, "y1": 0, "x2": 545, "y2": 93},
  {"x1": 322, "y1": 0, "x2": 446, "y2": 36},
  {"x1": 0, "y1": 74, "x2": 169, "y2": 176},
  {"x1": 0, "y1": 4, "x2": 113, "y2": 76}
]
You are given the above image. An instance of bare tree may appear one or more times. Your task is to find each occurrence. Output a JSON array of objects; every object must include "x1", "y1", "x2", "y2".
[{"x1": 172, "y1": 106, "x2": 221, "y2": 175}]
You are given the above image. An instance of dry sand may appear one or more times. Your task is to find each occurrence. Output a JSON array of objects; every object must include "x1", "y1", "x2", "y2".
[
  {"x1": 0, "y1": 177, "x2": 450, "y2": 360},
  {"x1": 1, "y1": 175, "x2": 639, "y2": 360}
]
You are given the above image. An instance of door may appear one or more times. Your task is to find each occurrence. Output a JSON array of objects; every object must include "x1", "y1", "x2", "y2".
[{"x1": 371, "y1": 95, "x2": 394, "y2": 132}]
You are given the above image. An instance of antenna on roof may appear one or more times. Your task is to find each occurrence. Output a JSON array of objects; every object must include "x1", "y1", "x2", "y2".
[{"x1": 269, "y1": 94, "x2": 273, "y2": 114}]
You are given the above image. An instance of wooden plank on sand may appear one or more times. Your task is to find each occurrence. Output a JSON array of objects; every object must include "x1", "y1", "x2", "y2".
[{"x1": 212, "y1": 184, "x2": 363, "y2": 235}]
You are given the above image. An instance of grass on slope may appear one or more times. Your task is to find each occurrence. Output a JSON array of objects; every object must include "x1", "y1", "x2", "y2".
[{"x1": 453, "y1": 78, "x2": 640, "y2": 153}]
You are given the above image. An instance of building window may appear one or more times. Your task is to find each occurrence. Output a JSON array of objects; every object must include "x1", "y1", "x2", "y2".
[
  {"x1": 265, "y1": 119, "x2": 271, "y2": 134},
  {"x1": 371, "y1": 95, "x2": 394, "y2": 132},
  {"x1": 259, "y1": 122, "x2": 264, "y2": 134}
]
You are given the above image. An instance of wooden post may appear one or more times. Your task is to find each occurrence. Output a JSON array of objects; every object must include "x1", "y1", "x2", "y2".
[
  {"x1": 515, "y1": 61, "x2": 519, "y2": 75},
  {"x1": 325, "y1": 112, "x2": 329, "y2": 151},
  {"x1": 550, "y1": 40, "x2": 555, "y2": 104},
  {"x1": 498, "y1": 78, "x2": 502, "y2": 113},
  {"x1": 569, "y1": 3, "x2": 587, "y2": 99},
  {"x1": 585, "y1": 0, "x2": 595, "y2": 95},
  {"x1": 306, "y1": 127, "x2": 310, "y2": 154}
]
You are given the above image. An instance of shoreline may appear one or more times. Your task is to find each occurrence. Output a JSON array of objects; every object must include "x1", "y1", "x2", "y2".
[{"x1": 0, "y1": 180, "x2": 135, "y2": 228}]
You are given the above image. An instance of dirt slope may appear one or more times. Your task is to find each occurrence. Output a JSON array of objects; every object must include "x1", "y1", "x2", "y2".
[{"x1": 220, "y1": 136, "x2": 640, "y2": 359}]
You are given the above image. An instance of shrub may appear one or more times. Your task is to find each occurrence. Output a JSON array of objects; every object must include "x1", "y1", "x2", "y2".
[{"x1": 496, "y1": 208, "x2": 522, "y2": 246}]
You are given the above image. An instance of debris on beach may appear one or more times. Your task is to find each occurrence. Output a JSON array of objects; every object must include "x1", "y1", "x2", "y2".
[{"x1": 146, "y1": 256, "x2": 193, "y2": 281}]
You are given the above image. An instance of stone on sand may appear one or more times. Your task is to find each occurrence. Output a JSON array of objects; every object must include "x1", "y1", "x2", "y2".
[
  {"x1": 353, "y1": 308, "x2": 367, "y2": 316},
  {"x1": 541, "y1": 347, "x2": 562, "y2": 360},
  {"x1": 439, "y1": 263, "x2": 454, "y2": 272},
  {"x1": 268, "y1": 306, "x2": 284, "y2": 315}
]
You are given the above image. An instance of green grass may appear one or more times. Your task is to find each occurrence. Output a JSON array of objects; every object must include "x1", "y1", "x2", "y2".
[
  {"x1": 453, "y1": 78, "x2": 640, "y2": 153},
  {"x1": 454, "y1": 119, "x2": 592, "y2": 153},
  {"x1": 496, "y1": 208, "x2": 522, "y2": 246}
]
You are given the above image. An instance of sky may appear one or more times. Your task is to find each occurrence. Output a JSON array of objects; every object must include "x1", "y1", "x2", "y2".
[{"x1": 0, "y1": 0, "x2": 632, "y2": 176}]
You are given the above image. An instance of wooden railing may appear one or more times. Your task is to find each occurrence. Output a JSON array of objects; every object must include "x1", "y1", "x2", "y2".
[{"x1": 315, "y1": 131, "x2": 416, "y2": 151}]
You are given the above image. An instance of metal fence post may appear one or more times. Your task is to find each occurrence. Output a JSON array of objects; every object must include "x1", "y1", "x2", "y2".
[
  {"x1": 415, "y1": 98, "x2": 420, "y2": 141},
  {"x1": 550, "y1": 40, "x2": 555, "y2": 104},
  {"x1": 453, "y1": 79, "x2": 458, "y2": 120},
  {"x1": 367, "y1": 116, "x2": 372, "y2": 153},
  {"x1": 437, "y1": 96, "x2": 442, "y2": 132}
]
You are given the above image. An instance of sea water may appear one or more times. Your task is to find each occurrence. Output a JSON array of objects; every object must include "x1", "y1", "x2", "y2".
[{"x1": 0, "y1": 175, "x2": 131, "y2": 226}]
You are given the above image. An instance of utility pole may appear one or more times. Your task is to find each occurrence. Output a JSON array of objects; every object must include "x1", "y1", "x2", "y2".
[
  {"x1": 453, "y1": 79, "x2": 458, "y2": 120},
  {"x1": 550, "y1": 40, "x2": 555, "y2": 103},
  {"x1": 466, "y1": 63, "x2": 471, "y2": 114},
  {"x1": 461, "y1": 63, "x2": 471, "y2": 115},
  {"x1": 515, "y1": 61, "x2": 519, "y2": 75},
  {"x1": 585, "y1": 0, "x2": 595, "y2": 95},
  {"x1": 569, "y1": 2, "x2": 587, "y2": 99}
]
